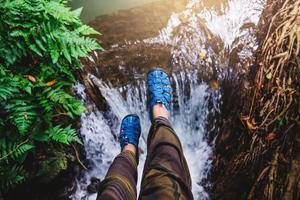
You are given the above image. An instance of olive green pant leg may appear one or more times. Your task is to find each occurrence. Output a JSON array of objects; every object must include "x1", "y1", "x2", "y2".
[
  {"x1": 97, "y1": 151, "x2": 137, "y2": 200},
  {"x1": 139, "y1": 117, "x2": 194, "y2": 200}
]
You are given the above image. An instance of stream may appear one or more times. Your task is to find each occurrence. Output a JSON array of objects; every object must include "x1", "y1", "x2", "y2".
[{"x1": 71, "y1": 0, "x2": 266, "y2": 199}]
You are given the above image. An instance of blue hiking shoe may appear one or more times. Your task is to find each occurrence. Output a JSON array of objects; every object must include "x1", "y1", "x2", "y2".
[
  {"x1": 147, "y1": 68, "x2": 172, "y2": 120},
  {"x1": 119, "y1": 114, "x2": 141, "y2": 151}
]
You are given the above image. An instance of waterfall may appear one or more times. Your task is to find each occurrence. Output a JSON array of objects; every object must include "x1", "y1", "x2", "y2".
[
  {"x1": 72, "y1": 71, "x2": 221, "y2": 200},
  {"x1": 72, "y1": 0, "x2": 266, "y2": 199}
]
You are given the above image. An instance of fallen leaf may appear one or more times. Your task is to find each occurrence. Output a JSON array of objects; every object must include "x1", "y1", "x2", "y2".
[
  {"x1": 241, "y1": 116, "x2": 256, "y2": 130},
  {"x1": 266, "y1": 72, "x2": 272, "y2": 80},
  {"x1": 46, "y1": 80, "x2": 57, "y2": 87},
  {"x1": 26, "y1": 75, "x2": 36, "y2": 83},
  {"x1": 246, "y1": 119, "x2": 254, "y2": 130},
  {"x1": 199, "y1": 51, "x2": 207, "y2": 60},
  {"x1": 209, "y1": 79, "x2": 219, "y2": 90},
  {"x1": 266, "y1": 132, "x2": 276, "y2": 141}
]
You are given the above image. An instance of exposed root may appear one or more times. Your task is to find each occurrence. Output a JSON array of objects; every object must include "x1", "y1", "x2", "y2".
[
  {"x1": 244, "y1": 0, "x2": 300, "y2": 198},
  {"x1": 264, "y1": 146, "x2": 280, "y2": 200},
  {"x1": 283, "y1": 156, "x2": 300, "y2": 200},
  {"x1": 71, "y1": 144, "x2": 88, "y2": 170},
  {"x1": 250, "y1": 0, "x2": 299, "y2": 131},
  {"x1": 211, "y1": 0, "x2": 300, "y2": 199},
  {"x1": 248, "y1": 166, "x2": 270, "y2": 200}
]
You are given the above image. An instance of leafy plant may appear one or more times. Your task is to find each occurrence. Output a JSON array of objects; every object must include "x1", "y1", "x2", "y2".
[{"x1": 0, "y1": 0, "x2": 101, "y2": 190}]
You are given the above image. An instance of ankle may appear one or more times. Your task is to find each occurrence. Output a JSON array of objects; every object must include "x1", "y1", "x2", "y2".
[
  {"x1": 123, "y1": 144, "x2": 137, "y2": 155},
  {"x1": 152, "y1": 103, "x2": 169, "y2": 120}
]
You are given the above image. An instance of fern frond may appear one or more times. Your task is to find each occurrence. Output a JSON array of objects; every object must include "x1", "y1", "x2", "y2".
[
  {"x1": 46, "y1": 125, "x2": 81, "y2": 145},
  {"x1": 76, "y1": 25, "x2": 101, "y2": 35},
  {"x1": 72, "y1": 7, "x2": 83, "y2": 18},
  {"x1": 0, "y1": 0, "x2": 98, "y2": 189},
  {"x1": 42, "y1": 86, "x2": 85, "y2": 118},
  {"x1": 0, "y1": 68, "x2": 20, "y2": 101},
  {"x1": 5, "y1": 98, "x2": 37, "y2": 135},
  {"x1": 12, "y1": 143, "x2": 35, "y2": 160},
  {"x1": 44, "y1": 1, "x2": 79, "y2": 24},
  {"x1": 0, "y1": 79, "x2": 19, "y2": 101},
  {"x1": 0, "y1": 138, "x2": 34, "y2": 161},
  {"x1": 0, "y1": 164, "x2": 27, "y2": 190}
]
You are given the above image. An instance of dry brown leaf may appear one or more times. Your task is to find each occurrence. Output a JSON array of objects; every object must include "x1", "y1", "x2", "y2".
[
  {"x1": 246, "y1": 119, "x2": 254, "y2": 130},
  {"x1": 46, "y1": 80, "x2": 57, "y2": 87},
  {"x1": 26, "y1": 75, "x2": 36, "y2": 83},
  {"x1": 209, "y1": 79, "x2": 219, "y2": 90},
  {"x1": 241, "y1": 116, "x2": 256, "y2": 130},
  {"x1": 266, "y1": 132, "x2": 276, "y2": 141}
]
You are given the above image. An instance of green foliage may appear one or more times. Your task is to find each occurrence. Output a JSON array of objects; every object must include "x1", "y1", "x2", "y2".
[
  {"x1": 0, "y1": 138, "x2": 35, "y2": 161},
  {"x1": 5, "y1": 97, "x2": 38, "y2": 135},
  {"x1": 0, "y1": 164, "x2": 27, "y2": 189},
  {"x1": 0, "y1": 0, "x2": 101, "y2": 190},
  {"x1": 36, "y1": 151, "x2": 68, "y2": 183},
  {"x1": 46, "y1": 125, "x2": 82, "y2": 145},
  {"x1": 41, "y1": 85, "x2": 85, "y2": 118}
]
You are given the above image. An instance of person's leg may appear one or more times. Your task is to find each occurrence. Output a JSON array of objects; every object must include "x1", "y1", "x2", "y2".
[
  {"x1": 139, "y1": 107, "x2": 193, "y2": 200},
  {"x1": 97, "y1": 146, "x2": 137, "y2": 200},
  {"x1": 139, "y1": 69, "x2": 193, "y2": 200},
  {"x1": 97, "y1": 115, "x2": 141, "y2": 200}
]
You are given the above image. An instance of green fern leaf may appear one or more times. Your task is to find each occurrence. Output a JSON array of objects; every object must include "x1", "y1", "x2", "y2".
[
  {"x1": 62, "y1": 46, "x2": 72, "y2": 63},
  {"x1": 0, "y1": 139, "x2": 34, "y2": 161},
  {"x1": 43, "y1": 86, "x2": 84, "y2": 118},
  {"x1": 0, "y1": 0, "x2": 101, "y2": 189},
  {"x1": 72, "y1": 7, "x2": 83, "y2": 18},
  {"x1": 29, "y1": 44, "x2": 43, "y2": 56},
  {"x1": 0, "y1": 164, "x2": 27, "y2": 190},
  {"x1": 5, "y1": 98, "x2": 37, "y2": 135},
  {"x1": 0, "y1": 69, "x2": 20, "y2": 101},
  {"x1": 12, "y1": 143, "x2": 35, "y2": 159},
  {"x1": 46, "y1": 125, "x2": 81, "y2": 145},
  {"x1": 76, "y1": 25, "x2": 100, "y2": 35}
]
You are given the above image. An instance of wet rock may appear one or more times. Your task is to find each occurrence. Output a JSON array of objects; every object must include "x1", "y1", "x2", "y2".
[
  {"x1": 56, "y1": 180, "x2": 77, "y2": 199},
  {"x1": 87, "y1": 177, "x2": 101, "y2": 194},
  {"x1": 78, "y1": 42, "x2": 173, "y2": 112}
]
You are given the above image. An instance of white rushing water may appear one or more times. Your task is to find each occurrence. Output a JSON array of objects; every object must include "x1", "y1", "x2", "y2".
[
  {"x1": 145, "y1": 0, "x2": 265, "y2": 76},
  {"x1": 73, "y1": 71, "x2": 221, "y2": 200},
  {"x1": 72, "y1": 0, "x2": 266, "y2": 199}
]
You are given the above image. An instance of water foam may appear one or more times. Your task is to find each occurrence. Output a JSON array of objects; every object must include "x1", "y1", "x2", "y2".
[
  {"x1": 72, "y1": 71, "x2": 221, "y2": 200},
  {"x1": 145, "y1": 0, "x2": 266, "y2": 74}
]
